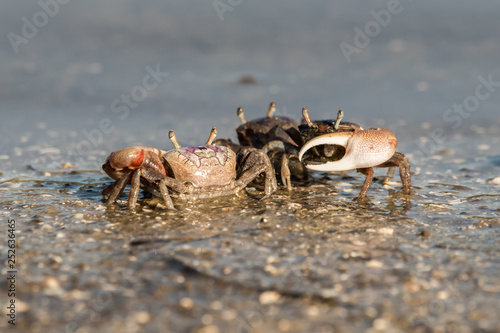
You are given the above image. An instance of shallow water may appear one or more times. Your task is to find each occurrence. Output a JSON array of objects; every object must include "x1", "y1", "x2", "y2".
[{"x1": 1, "y1": 1, "x2": 500, "y2": 332}]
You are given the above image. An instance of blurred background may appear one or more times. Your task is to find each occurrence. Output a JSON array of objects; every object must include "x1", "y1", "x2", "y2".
[{"x1": 1, "y1": 0, "x2": 499, "y2": 165}]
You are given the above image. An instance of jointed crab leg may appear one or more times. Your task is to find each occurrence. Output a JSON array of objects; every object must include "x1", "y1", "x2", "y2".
[
  {"x1": 158, "y1": 179, "x2": 175, "y2": 210},
  {"x1": 281, "y1": 154, "x2": 292, "y2": 191},
  {"x1": 356, "y1": 152, "x2": 411, "y2": 199},
  {"x1": 128, "y1": 168, "x2": 142, "y2": 209},
  {"x1": 235, "y1": 149, "x2": 277, "y2": 196},
  {"x1": 375, "y1": 152, "x2": 411, "y2": 194},
  {"x1": 102, "y1": 171, "x2": 134, "y2": 204}
]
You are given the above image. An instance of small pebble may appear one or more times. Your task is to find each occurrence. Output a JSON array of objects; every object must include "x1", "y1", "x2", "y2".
[
  {"x1": 134, "y1": 311, "x2": 151, "y2": 324},
  {"x1": 43, "y1": 277, "x2": 60, "y2": 289},
  {"x1": 420, "y1": 230, "x2": 431, "y2": 238},
  {"x1": 221, "y1": 309, "x2": 237, "y2": 321},
  {"x1": 40, "y1": 224, "x2": 54, "y2": 232},
  {"x1": 306, "y1": 305, "x2": 320, "y2": 316},
  {"x1": 373, "y1": 318, "x2": 389, "y2": 330},
  {"x1": 209, "y1": 301, "x2": 223, "y2": 310},
  {"x1": 179, "y1": 297, "x2": 195, "y2": 310},
  {"x1": 366, "y1": 260, "x2": 384, "y2": 268},
  {"x1": 259, "y1": 290, "x2": 281, "y2": 304}
]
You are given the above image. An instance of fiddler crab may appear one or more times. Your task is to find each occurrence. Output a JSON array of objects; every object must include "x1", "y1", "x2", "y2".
[
  {"x1": 215, "y1": 102, "x2": 308, "y2": 191},
  {"x1": 297, "y1": 108, "x2": 411, "y2": 199},
  {"x1": 102, "y1": 127, "x2": 277, "y2": 209}
]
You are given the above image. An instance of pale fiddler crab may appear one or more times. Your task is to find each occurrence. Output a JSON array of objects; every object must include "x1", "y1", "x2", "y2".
[
  {"x1": 297, "y1": 108, "x2": 411, "y2": 199},
  {"x1": 102, "y1": 127, "x2": 277, "y2": 209},
  {"x1": 216, "y1": 102, "x2": 307, "y2": 191}
]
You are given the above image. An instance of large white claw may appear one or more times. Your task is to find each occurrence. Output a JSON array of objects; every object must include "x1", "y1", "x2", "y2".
[{"x1": 298, "y1": 129, "x2": 397, "y2": 171}]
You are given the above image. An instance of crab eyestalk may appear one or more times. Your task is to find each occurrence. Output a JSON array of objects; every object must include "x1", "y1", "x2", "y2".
[
  {"x1": 205, "y1": 127, "x2": 218, "y2": 145},
  {"x1": 169, "y1": 130, "x2": 181, "y2": 149},
  {"x1": 267, "y1": 102, "x2": 277, "y2": 118},
  {"x1": 302, "y1": 107, "x2": 317, "y2": 129},
  {"x1": 237, "y1": 107, "x2": 247, "y2": 124},
  {"x1": 333, "y1": 109, "x2": 344, "y2": 130}
]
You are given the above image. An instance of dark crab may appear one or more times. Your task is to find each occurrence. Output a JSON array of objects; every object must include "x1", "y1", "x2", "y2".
[
  {"x1": 217, "y1": 102, "x2": 307, "y2": 190},
  {"x1": 102, "y1": 127, "x2": 277, "y2": 209},
  {"x1": 297, "y1": 108, "x2": 411, "y2": 199}
]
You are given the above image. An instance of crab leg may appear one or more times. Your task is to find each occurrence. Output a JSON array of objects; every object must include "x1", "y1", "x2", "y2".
[
  {"x1": 102, "y1": 170, "x2": 134, "y2": 205},
  {"x1": 281, "y1": 153, "x2": 292, "y2": 191},
  {"x1": 356, "y1": 167, "x2": 374, "y2": 199},
  {"x1": 382, "y1": 167, "x2": 396, "y2": 184},
  {"x1": 376, "y1": 152, "x2": 411, "y2": 194},
  {"x1": 235, "y1": 149, "x2": 277, "y2": 196},
  {"x1": 126, "y1": 168, "x2": 142, "y2": 209},
  {"x1": 158, "y1": 179, "x2": 175, "y2": 210}
]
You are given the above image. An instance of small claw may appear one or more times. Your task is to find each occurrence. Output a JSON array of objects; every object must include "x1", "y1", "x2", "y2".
[
  {"x1": 169, "y1": 130, "x2": 181, "y2": 149},
  {"x1": 237, "y1": 107, "x2": 247, "y2": 124},
  {"x1": 267, "y1": 102, "x2": 277, "y2": 117},
  {"x1": 302, "y1": 107, "x2": 317, "y2": 128},
  {"x1": 333, "y1": 109, "x2": 344, "y2": 130},
  {"x1": 205, "y1": 127, "x2": 218, "y2": 145}
]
